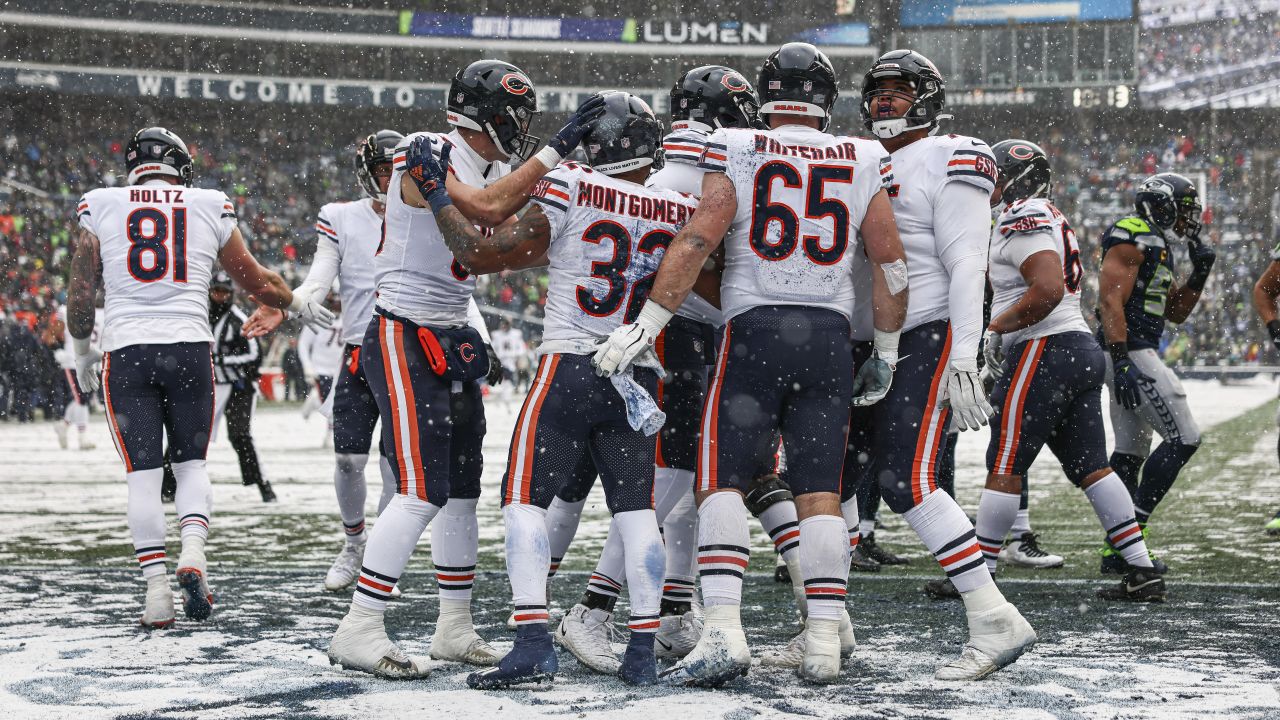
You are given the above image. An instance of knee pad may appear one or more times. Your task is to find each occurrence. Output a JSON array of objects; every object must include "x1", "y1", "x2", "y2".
[{"x1": 745, "y1": 473, "x2": 794, "y2": 518}]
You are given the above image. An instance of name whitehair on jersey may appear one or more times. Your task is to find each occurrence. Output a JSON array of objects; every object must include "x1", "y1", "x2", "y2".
[
  {"x1": 559, "y1": 178, "x2": 696, "y2": 224},
  {"x1": 753, "y1": 135, "x2": 863, "y2": 161}
]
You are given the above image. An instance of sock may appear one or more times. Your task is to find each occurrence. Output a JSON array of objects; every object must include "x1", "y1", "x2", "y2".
[
  {"x1": 128, "y1": 468, "x2": 167, "y2": 580},
  {"x1": 67, "y1": 401, "x2": 89, "y2": 432},
  {"x1": 858, "y1": 518, "x2": 876, "y2": 540},
  {"x1": 841, "y1": 495, "x2": 861, "y2": 553},
  {"x1": 432, "y1": 497, "x2": 479, "y2": 603},
  {"x1": 352, "y1": 494, "x2": 440, "y2": 612},
  {"x1": 1085, "y1": 472, "x2": 1153, "y2": 568},
  {"x1": 798, "y1": 515, "x2": 848, "y2": 621},
  {"x1": 376, "y1": 455, "x2": 396, "y2": 514},
  {"x1": 334, "y1": 453, "x2": 368, "y2": 542},
  {"x1": 659, "y1": 480, "x2": 697, "y2": 615},
  {"x1": 975, "y1": 489, "x2": 1019, "y2": 573},
  {"x1": 1012, "y1": 478, "x2": 1031, "y2": 536},
  {"x1": 696, "y1": 491, "x2": 750, "y2": 608},
  {"x1": 504, "y1": 503, "x2": 551, "y2": 626},
  {"x1": 172, "y1": 459, "x2": 212, "y2": 554},
  {"x1": 1134, "y1": 442, "x2": 1199, "y2": 523},
  {"x1": 757, "y1": 498, "x2": 804, "y2": 611},
  {"x1": 653, "y1": 467, "x2": 692, "y2": 523},
  {"x1": 545, "y1": 495, "x2": 587, "y2": 579},
  {"x1": 1109, "y1": 452, "x2": 1145, "y2": 498},
  {"x1": 615, "y1": 509, "x2": 664, "y2": 635},
  {"x1": 903, "y1": 490, "x2": 992, "y2": 595},
  {"x1": 583, "y1": 519, "x2": 626, "y2": 612}
]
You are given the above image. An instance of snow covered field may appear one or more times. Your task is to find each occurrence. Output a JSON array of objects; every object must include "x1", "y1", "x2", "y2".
[{"x1": 1, "y1": 376, "x2": 1278, "y2": 718}]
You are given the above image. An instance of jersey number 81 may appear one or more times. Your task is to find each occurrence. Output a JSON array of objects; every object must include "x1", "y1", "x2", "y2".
[{"x1": 126, "y1": 207, "x2": 187, "y2": 283}]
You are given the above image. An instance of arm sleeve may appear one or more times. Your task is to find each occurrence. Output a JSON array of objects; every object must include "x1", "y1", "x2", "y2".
[
  {"x1": 296, "y1": 224, "x2": 341, "y2": 299},
  {"x1": 934, "y1": 182, "x2": 992, "y2": 371},
  {"x1": 467, "y1": 297, "x2": 493, "y2": 345}
]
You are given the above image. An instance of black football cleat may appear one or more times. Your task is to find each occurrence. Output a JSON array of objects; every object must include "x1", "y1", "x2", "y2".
[
  {"x1": 1097, "y1": 568, "x2": 1167, "y2": 603},
  {"x1": 923, "y1": 577, "x2": 961, "y2": 600},
  {"x1": 849, "y1": 545, "x2": 881, "y2": 573},
  {"x1": 257, "y1": 480, "x2": 277, "y2": 503},
  {"x1": 773, "y1": 556, "x2": 791, "y2": 584},
  {"x1": 861, "y1": 532, "x2": 910, "y2": 566}
]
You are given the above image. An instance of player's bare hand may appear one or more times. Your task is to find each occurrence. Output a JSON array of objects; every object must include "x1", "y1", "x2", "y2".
[{"x1": 243, "y1": 305, "x2": 286, "y2": 338}]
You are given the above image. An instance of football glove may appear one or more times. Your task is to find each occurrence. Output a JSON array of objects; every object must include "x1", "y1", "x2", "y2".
[
  {"x1": 592, "y1": 301, "x2": 672, "y2": 377},
  {"x1": 546, "y1": 94, "x2": 608, "y2": 161},
  {"x1": 982, "y1": 328, "x2": 1005, "y2": 381},
  {"x1": 1186, "y1": 237, "x2": 1216, "y2": 291},
  {"x1": 73, "y1": 343, "x2": 103, "y2": 394},
  {"x1": 485, "y1": 343, "x2": 503, "y2": 386},
  {"x1": 405, "y1": 137, "x2": 453, "y2": 213},
  {"x1": 943, "y1": 366, "x2": 993, "y2": 431},
  {"x1": 1111, "y1": 354, "x2": 1153, "y2": 410},
  {"x1": 851, "y1": 350, "x2": 894, "y2": 407},
  {"x1": 288, "y1": 292, "x2": 336, "y2": 332}
]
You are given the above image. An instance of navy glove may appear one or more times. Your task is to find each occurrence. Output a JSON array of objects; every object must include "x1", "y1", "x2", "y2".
[
  {"x1": 1186, "y1": 237, "x2": 1216, "y2": 291},
  {"x1": 851, "y1": 350, "x2": 894, "y2": 407},
  {"x1": 546, "y1": 94, "x2": 608, "y2": 160},
  {"x1": 404, "y1": 137, "x2": 452, "y2": 214},
  {"x1": 485, "y1": 343, "x2": 503, "y2": 386},
  {"x1": 1109, "y1": 344, "x2": 1153, "y2": 410}
]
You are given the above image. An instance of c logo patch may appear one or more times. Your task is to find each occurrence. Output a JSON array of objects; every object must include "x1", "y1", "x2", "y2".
[
  {"x1": 500, "y1": 72, "x2": 532, "y2": 96},
  {"x1": 459, "y1": 343, "x2": 477, "y2": 363},
  {"x1": 721, "y1": 72, "x2": 750, "y2": 92},
  {"x1": 1008, "y1": 144, "x2": 1036, "y2": 160}
]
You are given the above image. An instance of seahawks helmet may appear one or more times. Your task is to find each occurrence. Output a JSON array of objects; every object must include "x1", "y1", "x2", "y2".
[
  {"x1": 758, "y1": 43, "x2": 838, "y2": 131},
  {"x1": 861, "y1": 49, "x2": 950, "y2": 139},
  {"x1": 125, "y1": 127, "x2": 193, "y2": 186},
  {"x1": 447, "y1": 60, "x2": 540, "y2": 162},
  {"x1": 671, "y1": 65, "x2": 761, "y2": 130},
  {"x1": 991, "y1": 139, "x2": 1052, "y2": 205},
  {"x1": 582, "y1": 92, "x2": 663, "y2": 176},
  {"x1": 1136, "y1": 172, "x2": 1201, "y2": 236},
  {"x1": 355, "y1": 130, "x2": 404, "y2": 202}
]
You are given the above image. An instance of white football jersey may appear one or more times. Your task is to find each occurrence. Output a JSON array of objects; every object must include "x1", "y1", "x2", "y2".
[
  {"x1": 530, "y1": 162, "x2": 696, "y2": 345},
  {"x1": 299, "y1": 322, "x2": 346, "y2": 377},
  {"x1": 645, "y1": 121, "x2": 723, "y2": 327},
  {"x1": 881, "y1": 133, "x2": 998, "y2": 332},
  {"x1": 377, "y1": 130, "x2": 510, "y2": 327},
  {"x1": 989, "y1": 197, "x2": 1090, "y2": 349},
  {"x1": 77, "y1": 181, "x2": 236, "y2": 352},
  {"x1": 315, "y1": 198, "x2": 382, "y2": 345},
  {"x1": 698, "y1": 125, "x2": 886, "y2": 324},
  {"x1": 58, "y1": 306, "x2": 103, "y2": 369}
]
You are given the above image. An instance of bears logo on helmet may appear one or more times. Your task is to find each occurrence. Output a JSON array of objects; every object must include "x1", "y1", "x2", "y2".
[
  {"x1": 500, "y1": 72, "x2": 532, "y2": 96},
  {"x1": 721, "y1": 72, "x2": 750, "y2": 93},
  {"x1": 1007, "y1": 144, "x2": 1036, "y2": 160}
]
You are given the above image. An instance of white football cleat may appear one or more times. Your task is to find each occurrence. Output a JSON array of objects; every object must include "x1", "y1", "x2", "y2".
[
  {"x1": 762, "y1": 609, "x2": 856, "y2": 667},
  {"x1": 77, "y1": 432, "x2": 95, "y2": 451},
  {"x1": 554, "y1": 603, "x2": 620, "y2": 674},
  {"x1": 999, "y1": 532, "x2": 1064, "y2": 569},
  {"x1": 328, "y1": 605, "x2": 432, "y2": 679},
  {"x1": 659, "y1": 605, "x2": 751, "y2": 687},
  {"x1": 175, "y1": 546, "x2": 213, "y2": 621},
  {"x1": 324, "y1": 541, "x2": 365, "y2": 591},
  {"x1": 55, "y1": 422, "x2": 69, "y2": 449},
  {"x1": 935, "y1": 602, "x2": 1037, "y2": 681},
  {"x1": 800, "y1": 617, "x2": 842, "y2": 683},
  {"x1": 140, "y1": 575, "x2": 175, "y2": 629},
  {"x1": 655, "y1": 610, "x2": 703, "y2": 658},
  {"x1": 430, "y1": 601, "x2": 502, "y2": 666}
]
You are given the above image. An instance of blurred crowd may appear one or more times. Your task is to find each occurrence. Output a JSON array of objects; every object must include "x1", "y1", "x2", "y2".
[
  {"x1": 2, "y1": 98, "x2": 1278, "y2": 421},
  {"x1": 1140, "y1": 5, "x2": 1280, "y2": 107}
]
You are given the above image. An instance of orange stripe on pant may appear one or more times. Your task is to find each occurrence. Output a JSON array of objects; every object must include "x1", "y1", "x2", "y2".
[
  {"x1": 910, "y1": 327, "x2": 953, "y2": 506},
  {"x1": 379, "y1": 317, "x2": 425, "y2": 500},
  {"x1": 994, "y1": 338, "x2": 1047, "y2": 475},
  {"x1": 505, "y1": 355, "x2": 560, "y2": 505},
  {"x1": 697, "y1": 324, "x2": 733, "y2": 492},
  {"x1": 101, "y1": 352, "x2": 133, "y2": 472},
  {"x1": 653, "y1": 329, "x2": 667, "y2": 469}
]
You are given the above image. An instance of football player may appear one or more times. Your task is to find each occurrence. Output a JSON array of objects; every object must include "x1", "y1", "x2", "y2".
[
  {"x1": 1252, "y1": 242, "x2": 1280, "y2": 535},
  {"x1": 979, "y1": 139, "x2": 1165, "y2": 601},
  {"x1": 851, "y1": 49, "x2": 1037, "y2": 679},
  {"x1": 1097, "y1": 173, "x2": 1214, "y2": 572},
  {"x1": 324, "y1": 61, "x2": 605, "y2": 679},
  {"x1": 66, "y1": 127, "x2": 332, "y2": 628},
  {"x1": 595, "y1": 42, "x2": 908, "y2": 685},
  {"x1": 55, "y1": 300, "x2": 102, "y2": 450},
  {"x1": 551, "y1": 64, "x2": 761, "y2": 672},
  {"x1": 418, "y1": 92, "x2": 682, "y2": 688},
  {"x1": 296, "y1": 292, "x2": 343, "y2": 439}
]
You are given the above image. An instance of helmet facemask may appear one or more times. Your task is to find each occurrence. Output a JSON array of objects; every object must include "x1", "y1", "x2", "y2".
[
  {"x1": 864, "y1": 75, "x2": 949, "y2": 139},
  {"x1": 489, "y1": 104, "x2": 541, "y2": 162}
]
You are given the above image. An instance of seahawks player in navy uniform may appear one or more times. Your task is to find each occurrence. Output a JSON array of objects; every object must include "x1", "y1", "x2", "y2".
[{"x1": 1097, "y1": 173, "x2": 1215, "y2": 573}]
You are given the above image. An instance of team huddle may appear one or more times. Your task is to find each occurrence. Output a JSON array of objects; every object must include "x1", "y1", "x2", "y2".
[{"x1": 67, "y1": 41, "x2": 1228, "y2": 689}]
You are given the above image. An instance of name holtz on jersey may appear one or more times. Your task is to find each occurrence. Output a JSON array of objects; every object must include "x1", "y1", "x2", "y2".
[
  {"x1": 529, "y1": 162, "x2": 696, "y2": 344},
  {"x1": 989, "y1": 196, "x2": 1089, "y2": 351},
  {"x1": 696, "y1": 125, "x2": 886, "y2": 323},
  {"x1": 377, "y1": 131, "x2": 507, "y2": 327}
]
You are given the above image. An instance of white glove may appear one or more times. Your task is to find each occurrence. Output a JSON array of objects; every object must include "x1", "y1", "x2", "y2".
[
  {"x1": 72, "y1": 337, "x2": 103, "y2": 394},
  {"x1": 591, "y1": 301, "x2": 673, "y2": 377},
  {"x1": 942, "y1": 363, "x2": 993, "y2": 431},
  {"x1": 982, "y1": 328, "x2": 1005, "y2": 381},
  {"x1": 288, "y1": 291, "x2": 336, "y2": 331}
]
